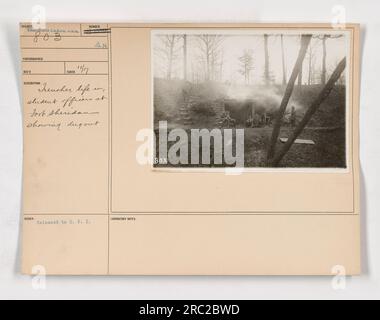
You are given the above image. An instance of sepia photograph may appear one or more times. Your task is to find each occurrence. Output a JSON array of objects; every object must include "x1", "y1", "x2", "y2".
[{"x1": 152, "y1": 30, "x2": 349, "y2": 169}]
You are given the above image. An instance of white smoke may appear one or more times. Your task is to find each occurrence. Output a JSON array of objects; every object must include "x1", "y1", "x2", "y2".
[{"x1": 226, "y1": 84, "x2": 303, "y2": 111}]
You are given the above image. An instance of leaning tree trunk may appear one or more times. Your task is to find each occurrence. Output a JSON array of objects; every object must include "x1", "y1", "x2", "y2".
[
  {"x1": 270, "y1": 57, "x2": 346, "y2": 166},
  {"x1": 267, "y1": 35, "x2": 312, "y2": 162},
  {"x1": 298, "y1": 63, "x2": 303, "y2": 86}
]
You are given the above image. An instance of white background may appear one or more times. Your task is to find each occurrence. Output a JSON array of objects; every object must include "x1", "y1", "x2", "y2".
[{"x1": 0, "y1": 0, "x2": 379, "y2": 300}]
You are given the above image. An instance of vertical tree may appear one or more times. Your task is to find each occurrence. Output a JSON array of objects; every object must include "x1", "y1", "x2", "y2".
[
  {"x1": 321, "y1": 35, "x2": 327, "y2": 85},
  {"x1": 158, "y1": 35, "x2": 182, "y2": 80},
  {"x1": 308, "y1": 45, "x2": 313, "y2": 85},
  {"x1": 263, "y1": 34, "x2": 271, "y2": 85},
  {"x1": 238, "y1": 50, "x2": 254, "y2": 85},
  {"x1": 281, "y1": 35, "x2": 287, "y2": 86},
  {"x1": 307, "y1": 39, "x2": 318, "y2": 85},
  {"x1": 318, "y1": 34, "x2": 344, "y2": 85},
  {"x1": 196, "y1": 35, "x2": 224, "y2": 81},
  {"x1": 297, "y1": 36, "x2": 304, "y2": 87},
  {"x1": 219, "y1": 51, "x2": 224, "y2": 82},
  {"x1": 183, "y1": 35, "x2": 188, "y2": 81}
]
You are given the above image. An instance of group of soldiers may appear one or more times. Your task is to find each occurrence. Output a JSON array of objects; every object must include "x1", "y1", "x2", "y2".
[
  {"x1": 246, "y1": 112, "x2": 271, "y2": 128},
  {"x1": 218, "y1": 106, "x2": 297, "y2": 129},
  {"x1": 246, "y1": 106, "x2": 297, "y2": 128}
]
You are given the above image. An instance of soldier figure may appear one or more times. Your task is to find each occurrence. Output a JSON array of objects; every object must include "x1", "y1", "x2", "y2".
[
  {"x1": 220, "y1": 111, "x2": 236, "y2": 128},
  {"x1": 246, "y1": 115, "x2": 254, "y2": 128}
]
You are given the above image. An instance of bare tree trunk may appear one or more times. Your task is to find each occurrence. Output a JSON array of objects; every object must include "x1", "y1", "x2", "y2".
[
  {"x1": 297, "y1": 36, "x2": 304, "y2": 87},
  {"x1": 271, "y1": 57, "x2": 346, "y2": 166},
  {"x1": 219, "y1": 52, "x2": 224, "y2": 82},
  {"x1": 321, "y1": 36, "x2": 327, "y2": 85},
  {"x1": 206, "y1": 41, "x2": 210, "y2": 81},
  {"x1": 267, "y1": 35, "x2": 312, "y2": 162},
  {"x1": 308, "y1": 46, "x2": 312, "y2": 85},
  {"x1": 197, "y1": 35, "x2": 224, "y2": 82},
  {"x1": 211, "y1": 54, "x2": 215, "y2": 81},
  {"x1": 167, "y1": 51, "x2": 173, "y2": 79},
  {"x1": 167, "y1": 36, "x2": 174, "y2": 80},
  {"x1": 264, "y1": 34, "x2": 270, "y2": 85},
  {"x1": 183, "y1": 35, "x2": 188, "y2": 81},
  {"x1": 281, "y1": 35, "x2": 287, "y2": 86}
]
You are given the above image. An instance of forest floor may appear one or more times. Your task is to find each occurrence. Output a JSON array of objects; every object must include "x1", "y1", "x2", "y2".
[
  {"x1": 244, "y1": 126, "x2": 346, "y2": 168},
  {"x1": 154, "y1": 126, "x2": 346, "y2": 168}
]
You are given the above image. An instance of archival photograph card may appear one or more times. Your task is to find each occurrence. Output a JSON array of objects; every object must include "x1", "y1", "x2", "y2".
[{"x1": 20, "y1": 23, "x2": 361, "y2": 275}]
